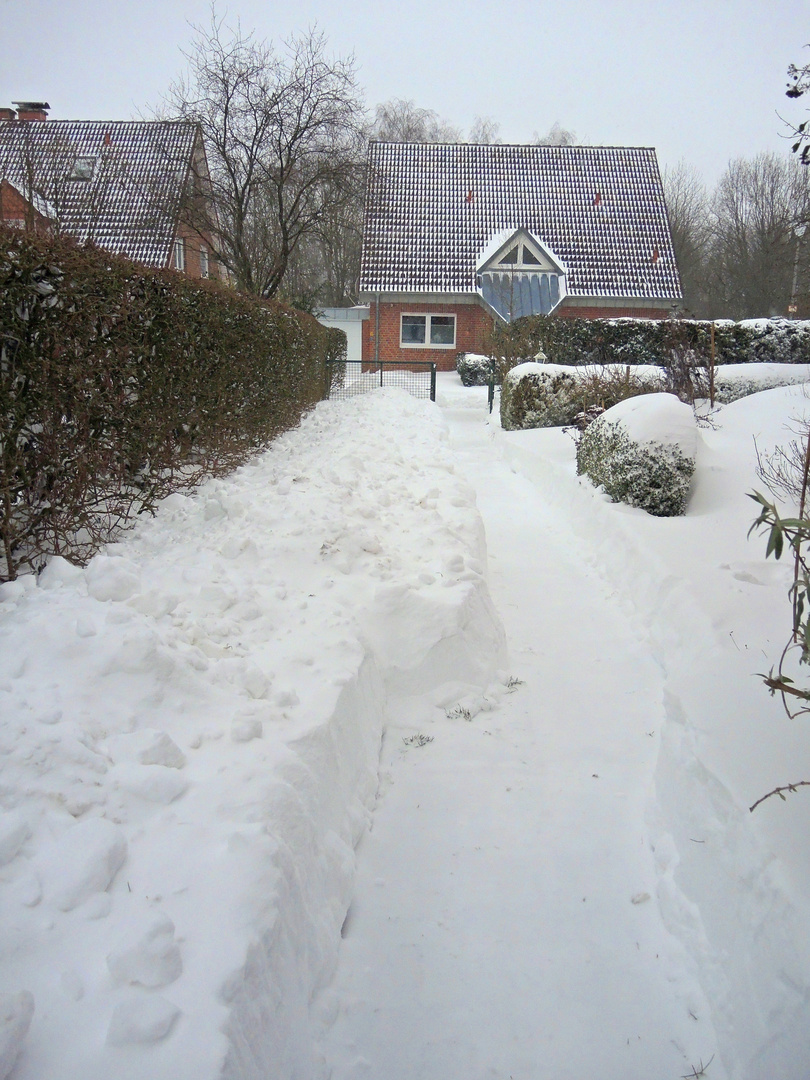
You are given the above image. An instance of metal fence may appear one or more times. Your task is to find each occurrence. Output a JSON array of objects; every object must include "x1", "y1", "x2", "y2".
[{"x1": 326, "y1": 361, "x2": 437, "y2": 402}]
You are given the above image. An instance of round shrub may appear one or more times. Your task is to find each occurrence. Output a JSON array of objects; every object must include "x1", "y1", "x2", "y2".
[{"x1": 575, "y1": 394, "x2": 697, "y2": 517}]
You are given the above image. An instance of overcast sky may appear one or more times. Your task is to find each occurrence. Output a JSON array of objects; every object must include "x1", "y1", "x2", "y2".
[{"x1": 1, "y1": 0, "x2": 808, "y2": 188}]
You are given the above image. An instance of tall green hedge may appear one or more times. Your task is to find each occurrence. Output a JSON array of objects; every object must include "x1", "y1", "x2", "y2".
[
  {"x1": 491, "y1": 314, "x2": 810, "y2": 371},
  {"x1": 0, "y1": 226, "x2": 345, "y2": 580}
]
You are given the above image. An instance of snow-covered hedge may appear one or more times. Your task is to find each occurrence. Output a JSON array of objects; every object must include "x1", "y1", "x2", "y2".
[
  {"x1": 0, "y1": 225, "x2": 345, "y2": 581},
  {"x1": 500, "y1": 361, "x2": 664, "y2": 430},
  {"x1": 491, "y1": 314, "x2": 810, "y2": 369},
  {"x1": 576, "y1": 394, "x2": 697, "y2": 516},
  {"x1": 456, "y1": 352, "x2": 496, "y2": 386}
]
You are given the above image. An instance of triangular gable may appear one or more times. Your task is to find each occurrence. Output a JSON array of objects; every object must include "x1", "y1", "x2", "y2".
[
  {"x1": 476, "y1": 228, "x2": 566, "y2": 277},
  {"x1": 477, "y1": 228, "x2": 567, "y2": 321}
]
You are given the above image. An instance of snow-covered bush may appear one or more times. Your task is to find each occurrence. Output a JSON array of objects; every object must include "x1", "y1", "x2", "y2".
[
  {"x1": 456, "y1": 352, "x2": 496, "y2": 386},
  {"x1": 576, "y1": 393, "x2": 697, "y2": 516},
  {"x1": 712, "y1": 364, "x2": 810, "y2": 403},
  {"x1": 492, "y1": 313, "x2": 810, "y2": 369},
  {"x1": 500, "y1": 362, "x2": 664, "y2": 430}
]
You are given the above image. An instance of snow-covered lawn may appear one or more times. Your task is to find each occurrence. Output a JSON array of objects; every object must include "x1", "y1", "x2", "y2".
[{"x1": 2, "y1": 373, "x2": 810, "y2": 1079}]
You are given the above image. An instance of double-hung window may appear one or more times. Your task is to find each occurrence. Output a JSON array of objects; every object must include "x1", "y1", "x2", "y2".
[
  {"x1": 199, "y1": 244, "x2": 209, "y2": 279},
  {"x1": 400, "y1": 313, "x2": 456, "y2": 348},
  {"x1": 173, "y1": 238, "x2": 185, "y2": 273}
]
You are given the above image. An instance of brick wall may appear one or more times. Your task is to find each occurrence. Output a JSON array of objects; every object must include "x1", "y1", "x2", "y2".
[
  {"x1": 0, "y1": 179, "x2": 50, "y2": 233},
  {"x1": 173, "y1": 221, "x2": 221, "y2": 281},
  {"x1": 556, "y1": 303, "x2": 673, "y2": 319},
  {"x1": 364, "y1": 300, "x2": 495, "y2": 371}
]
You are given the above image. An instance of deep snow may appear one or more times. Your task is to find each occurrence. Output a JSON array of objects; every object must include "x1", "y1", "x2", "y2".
[{"x1": 1, "y1": 374, "x2": 810, "y2": 1079}]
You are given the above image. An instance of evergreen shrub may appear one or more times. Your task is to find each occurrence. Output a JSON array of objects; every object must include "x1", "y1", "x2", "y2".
[
  {"x1": 576, "y1": 413, "x2": 696, "y2": 517},
  {"x1": 0, "y1": 226, "x2": 345, "y2": 579},
  {"x1": 500, "y1": 362, "x2": 664, "y2": 430},
  {"x1": 456, "y1": 352, "x2": 496, "y2": 386},
  {"x1": 491, "y1": 314, "x2": 810, "y2": 370}
]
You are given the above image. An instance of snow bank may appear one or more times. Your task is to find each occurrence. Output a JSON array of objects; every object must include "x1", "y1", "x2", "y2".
[
  {"x1": 0, "y1": 388, "x2": 505, "y2": 1080},
  {"x1": 495, "y1": 383, "x2": 810, "y2": 1077}
]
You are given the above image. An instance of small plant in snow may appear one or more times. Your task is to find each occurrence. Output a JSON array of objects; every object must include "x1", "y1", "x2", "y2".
[
  {"x1": 505, "y1": 676, "x2": 525, "y2": 692},
  {"x1": 749, "y1": 408, "x2": 810, "y2": 809},
  {"x1": 402, "y1": 733, "x2": 434, "y2": 746},
  {"x1": 680, "y1": 1054, "x2": 715, "y2": 1079},
  {"x1": 445, "y1": 705, "x2": 473, "y2": 721}
]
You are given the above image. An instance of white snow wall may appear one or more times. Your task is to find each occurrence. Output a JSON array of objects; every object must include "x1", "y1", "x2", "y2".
[
  {"x1": 221, "y1": 582, "x2": 506, "y2": 1079},
  {"x1": 497, "y1": 419, "x2": 810, "y2": 1080}
]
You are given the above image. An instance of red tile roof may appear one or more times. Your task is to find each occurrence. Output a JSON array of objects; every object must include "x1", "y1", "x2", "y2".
[
  {"x1": 0, "y1": 120, "x2": 199, "y2": 266},
  {"x1": 361, "y1": 142, "x2": 682, "y2": 301}
]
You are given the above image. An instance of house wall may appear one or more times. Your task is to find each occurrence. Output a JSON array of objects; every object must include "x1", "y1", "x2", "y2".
[
  {"x1": 0, "y1": 179, "x2": 49, "y2": 232},
  {"x1": 363, "y1": 299, "x2": 495, "y2": 371},
  {"x1": 172, "y1": 220, "x2": 222, "y2": 282},
  {"x1": 363, "y1": 296, "x2": 675, "y2": 369}
]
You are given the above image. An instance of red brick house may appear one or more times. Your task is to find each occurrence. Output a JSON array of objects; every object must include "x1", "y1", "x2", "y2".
[
  {"x1": 360, "y1": 142, "x2": 682, "y2": 369},
  {"x1": 0, "y1": 102, "x2": 221, "y2": 280}
]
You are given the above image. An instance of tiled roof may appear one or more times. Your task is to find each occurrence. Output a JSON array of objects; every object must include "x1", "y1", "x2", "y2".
[
  {"x1": 0, "y1": 120, "x2": 199, "y2": 266},
  {"x1": 361, "y1": 142, "x2": 682, "y2": 300}
]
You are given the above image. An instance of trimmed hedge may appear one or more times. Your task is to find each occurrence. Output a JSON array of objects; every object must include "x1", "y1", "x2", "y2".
[
  {"x1": 491, "y1": 314, "x2": 810, "y2": 370},
  {"x1": 0, "y1": 226, "x2": 345, "y2": 580},
  {"x1": 500, "y1": 362, "x2": 664, "y2": 430}
]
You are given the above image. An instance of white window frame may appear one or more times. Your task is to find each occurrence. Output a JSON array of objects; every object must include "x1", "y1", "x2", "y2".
[
  {"x1": 199, "y1": 243, "x2": 209, "y2": 279},
  {"x1": 400, "y1": 312, "x2": 456, "y2": 349},
  {"x1": 173, "y1": 238, "x2": 185, "y2": 273}
]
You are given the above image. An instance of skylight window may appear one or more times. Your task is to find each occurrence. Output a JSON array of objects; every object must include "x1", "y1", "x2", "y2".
[{"x1": 70, "y1": 156, "x2": 96, "y2": 182}]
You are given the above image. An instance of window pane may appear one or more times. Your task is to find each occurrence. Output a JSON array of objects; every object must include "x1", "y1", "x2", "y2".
[
  {"x1": 401, "y1": 315, "x2": 426, "y2": 344},
  {"x1": 499, "y1": 246, "x2": 518, "y2": 264},
  {"x1": 430, "y1": 316, "x2": 455, "y2": 345}
]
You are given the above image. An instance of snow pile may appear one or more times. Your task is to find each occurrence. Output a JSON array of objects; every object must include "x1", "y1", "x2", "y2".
[
  {"x1": 0, "y1": 388, "x2": 505, "y2": 1080},
  {"x1": 494, "y1": 380, "x2": 810, "y2": 1077}
]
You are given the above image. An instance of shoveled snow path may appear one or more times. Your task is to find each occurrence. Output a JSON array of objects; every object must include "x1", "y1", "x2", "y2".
[{"x1": 314, "y1": 390, "x2": 721, "y2": 1079}]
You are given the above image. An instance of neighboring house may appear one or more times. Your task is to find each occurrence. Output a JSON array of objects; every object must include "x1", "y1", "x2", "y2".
[
  {"x1": 0, "y1": 102, "x2": 220, "y2": 280},
  {"x1": 314, "y1": 306, "x2": 369, "y2": 362},
  {"x1": 360, "y1": 142, "x2": 682, "y2": 369}
]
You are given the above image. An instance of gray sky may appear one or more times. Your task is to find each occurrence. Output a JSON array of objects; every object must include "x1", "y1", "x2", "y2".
[{"x1": 1, "y1": 0, "x2": 808, "y2": 188}]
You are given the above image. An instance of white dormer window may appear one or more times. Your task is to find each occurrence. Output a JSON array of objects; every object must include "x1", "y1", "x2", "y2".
[
  {"x1": 476, "y1": 229, "x2": 567, "y2": 321},
  {"x1": 493, "y1": 240, "x2": 554, "y2": 271},
  {"x1": 70, "y1": 156, "x2": 96, "y2": 182},
  {"x1": 173, "y1": 238, "x2": 185, "y2": 272}
]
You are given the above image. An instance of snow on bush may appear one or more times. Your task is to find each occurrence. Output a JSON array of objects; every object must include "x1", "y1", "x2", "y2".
[
  {"x1": 576, "y1": 393, "x2": 697, "y2": 516},
  {"x1": 712, "y1": 362, "x2": 810, "y2": 403},
  {"x1": 456, "y1": 352, "x2": 496, "y2": 386},
  {"x1": 500, "y1": 361, "x2": 664, "y2": 430}
]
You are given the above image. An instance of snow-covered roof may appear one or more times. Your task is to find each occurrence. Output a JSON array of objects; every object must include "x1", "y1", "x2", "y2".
[
  {"x1": 0, "y1": 120, "x2": 200, "y2": 266},
  {"x1": 360, "y1": 142, "x2": 682, "y2": 301}
]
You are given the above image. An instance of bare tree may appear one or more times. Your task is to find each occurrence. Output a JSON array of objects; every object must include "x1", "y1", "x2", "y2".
[
  {"x1": 662, "y1": 160, "x2": 712, "y2": 317},
  {"x1": 468, "y1": 116, "x2": 501, "y2": 144},
  {"x1": 163, "y1": 12, "x2": 365, "y2": 297},
  {"x1": 533, "y1": 122, "x2": 578, "y2": 146},
  {"x1": 371, "y1": 99, "x2": 462, "y2": 143},
  {"x1": 708, "y1": 153, "x2": 810, "y2": 318}
]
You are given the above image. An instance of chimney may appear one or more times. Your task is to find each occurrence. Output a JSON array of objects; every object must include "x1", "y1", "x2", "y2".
[{"x1": 11, "y1": 101, "x2": 50, "y2": 122}]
